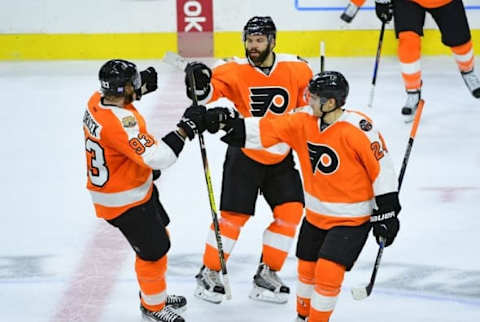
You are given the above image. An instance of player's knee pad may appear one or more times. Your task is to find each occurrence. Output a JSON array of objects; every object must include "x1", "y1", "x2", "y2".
[
  {"x1": 273, "y1": 202, "x2": 304, "y2": 224},
  {"x1": 298, "y1": 259, "x2": 316, "y2": 284},
  {"x1": 398, "y1": 31, "x2": 421, "y2": 62},
  {"x1": 314, "y1": 258, "x2": 345, "y2": 296},
  {"x1": 219, "y1": 211, "x2": 250, "y2": 232}
]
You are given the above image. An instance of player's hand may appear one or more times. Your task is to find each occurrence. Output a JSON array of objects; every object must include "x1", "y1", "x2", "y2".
[
  {"x1": 184, "y1": 62, "x2": 212, "y2": 101},
  {"x1": 370, "y1": 192, "x2": 401, "y2": 247},
  {"x1": 375, "y1": 0, "x2": 393, "y2": 23},
  {"x1": 340, "y1": 2, "x2": 360, "y2": 23},
  {"x1": 204, "y1": 107, "x2": 240, "y2": 134},
  {"x1": 177, "y1": 105, "x2": 207, "y2": 140},
  {"x1": 139, "y1": 67, "x2": 158, "y2": 96}
]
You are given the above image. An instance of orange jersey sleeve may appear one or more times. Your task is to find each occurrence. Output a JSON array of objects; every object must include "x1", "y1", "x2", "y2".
[
  {"x1": 203, "y1": 54, "x2": 313, "y2": 164},
  {"x1": 244, "y1": 108, "x2": 398, "y2": 229},
  {"x1": 83, "y1": 92, "x2": 185, "y2": 220}
]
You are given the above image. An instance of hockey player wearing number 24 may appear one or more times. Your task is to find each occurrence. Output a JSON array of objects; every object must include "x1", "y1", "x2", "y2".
[
  {"x1": 185, "y1": 16, "x2": 313, "y2": 305},
  {"x1": 342, "y1": 0, "x2": 480, "y2": 122},
  {"x1": 202, "y1": 71, "x2": 401, "y2": 322},
  {"x1": 83, "y1": 59, "x2": 207, "y2": 322}
]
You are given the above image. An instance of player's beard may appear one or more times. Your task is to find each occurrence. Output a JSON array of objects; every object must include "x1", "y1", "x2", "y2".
[{"x1": 247, "y1": 47, "x2": 271, "y2": 66}]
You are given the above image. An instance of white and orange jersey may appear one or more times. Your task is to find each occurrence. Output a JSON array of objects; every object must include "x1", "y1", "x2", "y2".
[
  {"x1": 243, "y1": 108, "x2": 398, "y2": 230},
  {"x1": 352, "y1": 0, "x2": 452, "y2": 9},
  {"x1": 201, "y1": 54, "x2": 313, "y2": 165},
  {"x1": 83, "y1": 92, "x2": 185, "y2": 220}
]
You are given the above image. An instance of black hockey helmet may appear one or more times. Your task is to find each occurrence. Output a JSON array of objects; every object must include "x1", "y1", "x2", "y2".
[
  {"x1": 98, "y1": 59, "x2": 141, "y2": 96},
  {"x1": 242, "y1": 16, "x2": 276, "y2": 42},
  {"x1": 308, "y1": 71, "x2": 349, "y2": 107}
]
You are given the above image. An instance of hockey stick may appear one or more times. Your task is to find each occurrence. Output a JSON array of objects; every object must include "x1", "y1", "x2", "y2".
[
  {"x1": 320, "y1": 41, "x2": 325, "y2": 73},
  {"x1": 351, "y1": 99, "x2": 425, "y2": 300},
  {"x1": 367, "y1": 21, "x2": 386, "y2": 108},
  {"x1": 164, "y1": 51, "x2": 232, "y2": 300}
]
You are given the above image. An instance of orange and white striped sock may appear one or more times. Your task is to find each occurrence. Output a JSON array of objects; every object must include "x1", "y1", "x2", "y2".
[
  {"x1": 309, "y1": 258, "x2": 346, "y2": 322},
  {"x1": 296, "y1": 259, "x2": 316, "y2": 319},
  {"x1": 451, "y1": 40, "x2": 475, "y2": 73},
  {"x1": 398, "y1": 31, "x2": 422, "y2": 91},
  {"x1": 262, "y1": 202, "x2": 303, "y2": 271},
  {"x1": 203, "y1": 211, "x2": 250, "y2": 271},
  {"x1": 136, "y1": 255, "x2": 168, "y2": 312}
]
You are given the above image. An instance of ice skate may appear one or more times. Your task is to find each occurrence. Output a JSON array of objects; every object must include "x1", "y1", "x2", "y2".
[
  {"x1": 401, "y1": 90, "x2": 421, "y2": 123},
  {"x1": 461, "y1": 69, "x2": 480, "y2": 98},
  {"x1": 165, "y1": 294, "x2": 187, "y2": 313},
  {"x1": 294, "y1": 314, "x2": 309, "y2": 321},
  {"x1": 249, "y1": 263, "x2": 290, "y2": 304},
  {"x1": 140, "y1": 304, "x2": 185, "y2": 322},
  {"x1": 194, "y1": 265, "x2": 225, "y2": 304}
]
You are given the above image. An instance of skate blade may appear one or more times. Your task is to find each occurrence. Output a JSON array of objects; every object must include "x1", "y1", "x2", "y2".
[
  {"x1": 248, "y1": 285, "x2": 289, "y2": 304},
  {"x1": 194, "y1": 285, "x2": 224, "y2": 304}
]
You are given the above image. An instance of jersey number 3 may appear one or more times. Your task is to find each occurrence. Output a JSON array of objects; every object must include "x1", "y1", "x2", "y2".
[{"x1": 85, "y1": 139, "x2": 109, "y2": 187}]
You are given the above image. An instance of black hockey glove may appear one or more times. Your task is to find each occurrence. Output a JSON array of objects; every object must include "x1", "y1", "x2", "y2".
[
  {"x1": 184, "y1": 62, "x2": 212, "y2": 101},
  {"x1": 137, "y1": 67, "x2": 158, "y2": 99},
  {"x1": 375, "y1": 0, "x2": 393, "y2": 23},
  {"x1": 204, "y1": 107, "x2": 240, "y2": 134},
  {"x1": 340, "y1": 1, "x2": 360, "y2": 23},
  {"x1": 371, "y1": 192, "x2": 401, "y2": 247},
  {"x1": 177, "y1": 105, "x2": 207, "y2": 140}
]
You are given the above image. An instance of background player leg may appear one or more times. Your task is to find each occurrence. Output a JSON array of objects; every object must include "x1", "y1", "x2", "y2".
[
  {"x1": 451, "y1": 41, "x2": 480, "y2": 98},
  {"x1": 250, "y1": 202, "x2": 303, "y2": 304},
  {"x1": 196, "y1": 211, "x2": 250, "y2": 303},
  {"x1": 398, "y1": 31, "x2": 422, "y2": 122}
]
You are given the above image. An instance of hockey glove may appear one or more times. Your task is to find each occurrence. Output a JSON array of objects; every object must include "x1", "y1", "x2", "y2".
[
  {"x1": 371, "y1": 192, "x2": 401, "y2": 247},
  {"x1": 375, "y1": 0, "x2": 393, "y2": 23},
  {"x1": 184, "y1": 62, "x2": 212, "y2": 101},
  {"x1": 340, "y1": 2, "x2": 360, "y2": 23},
  {"x1": 204, "y1": 107, "x2": 240, "y2": 134},
  {"x1": 137, "y1": 67, "x2": 158, "y2": 99},
  {"x1": 177, "y1": 105, "x2": 207, "y2": 140}
]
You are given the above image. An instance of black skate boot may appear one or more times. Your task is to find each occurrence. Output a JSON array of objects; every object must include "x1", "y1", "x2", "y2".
[
  {"x1": 249, "y1": 263, "x2": 290, "y2": 304},
  {"x1": 165, "y1": 294, "x2": 187, "y2": 313},
  {"x1": 401, "y1": 89, "x2": 421, "y2": 123},
  {"x1": 194, "y1": 265, "x2": 225, "y2": 304},
  {"x1": 140, "y1": 304, "x2": 185, "y2": 322},
  {"x1": 461, "y1": 69, "x2": 480, "y2": 98}
]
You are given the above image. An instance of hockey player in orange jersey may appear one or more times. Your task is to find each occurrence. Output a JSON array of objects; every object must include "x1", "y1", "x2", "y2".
[
  {"x1": 83, "y1": 59, "x2": 207, "y2": 322},
  {"x1": 201, "y1": 71, "x2": 401, "y2": 322},
  {"x1": 341, "y1": 0, "x2": 480, "y2": 121},
  {"x1": 184, "y1": 16, "x2": 313, "y2": 304}
]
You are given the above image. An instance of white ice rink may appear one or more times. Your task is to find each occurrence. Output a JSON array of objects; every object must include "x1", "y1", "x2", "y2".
[{"x1": 1, "y1": 55, "x2": 480, "y2": 322}]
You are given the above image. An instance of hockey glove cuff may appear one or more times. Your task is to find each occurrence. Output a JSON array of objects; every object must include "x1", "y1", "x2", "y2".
[
  {"x1": 371, "y1": 192, "x2": 401, "y2": 247},
  {"x1": 204, "y1": 107, "x2": 240, "y2": 134},
  {"x1": 185, "y1": 62, "x2": 212, "y2": 101},
  {"x1": 340, "y1": 2, "x2": 360, "y2": 23},
  {"x1": 177, "y1": 105, "x2": 207, "y2": 140},
  {"x1": 375, "y1": 0, "x2": 393, "y2": 23},
  {"x1": 137, "y1": 67, "x2": 158, "y2": 98}
]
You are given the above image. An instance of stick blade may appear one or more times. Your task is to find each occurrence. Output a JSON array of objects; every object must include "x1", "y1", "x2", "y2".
[
  {"x1": 162, "y1": 51, "x2": 189, "y2": 71},
  {"x1": 351, "y1": 286, "x2": 368, "y2": 300}
]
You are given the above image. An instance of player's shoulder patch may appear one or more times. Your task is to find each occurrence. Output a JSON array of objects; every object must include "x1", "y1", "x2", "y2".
[
  {"x1": 122, "y1": 115, "x2": 137, "y2": 128},
  {"x1": 359, "y1": 119, "x2": 372, "y2": 132}
]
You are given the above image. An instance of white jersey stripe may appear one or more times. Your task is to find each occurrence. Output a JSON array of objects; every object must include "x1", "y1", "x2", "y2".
[
  {"x1": 90, "y1": 173, "x2": 152, "y2": 207},
  {"x1": 305, "y1": 191, "x2": 373, "y2": 217}
]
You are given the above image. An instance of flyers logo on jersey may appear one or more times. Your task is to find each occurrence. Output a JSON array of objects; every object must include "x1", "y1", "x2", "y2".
[
  {"x1": 249, "y1": 87, "x2": 290, "y2": 117},
  {"x1": 307, "y1": 142, "x2": 339, "y2": 175}
]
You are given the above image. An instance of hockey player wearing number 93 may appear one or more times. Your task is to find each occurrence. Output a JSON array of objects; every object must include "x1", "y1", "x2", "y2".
[
  {"x1": 201, "y1": 71, "x2": 402, "y2": 322},
  {"x1": 83, "y1": 59, "x2": 208, "y2": 322}
]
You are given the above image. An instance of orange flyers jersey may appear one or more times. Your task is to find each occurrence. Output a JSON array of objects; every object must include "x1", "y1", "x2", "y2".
[
  {"x1": 243, "y1": 108, "x2": 398, "y2": 230},
  {"x1": 201, "y1": 54, "x2": 313, "y2": 164},
  {"x1": 352, "y1": 0, "x2": 451, "y2": 8},
  {"x1": 352, "y1": 0, "x2": 452, "y2": 8},
  {"x1": 83, "y1": 92, "x2": 183, "y2": 220}
]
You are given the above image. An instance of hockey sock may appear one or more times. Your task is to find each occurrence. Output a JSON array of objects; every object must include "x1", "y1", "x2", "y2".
[
  {"x1": 309, "y1": 258, "x2": 346, "y2": 322},
  {"x1": 399, "y1": 31, "x2": 422, "y2": 91},
  {"x1": 296, "y1": 259, "x2": 316, "y2": 318},
  {"x1": 136, "y1": 255, "x2": 168, "y2": 311},
  {"x1": 451, "y1": 40, "x2": 475, "y2": 72},
  {"x1": 262, "y1": 202, "x2": 303, "y2": 271},
  {"x1": 203, "y1": 211, "x2": 250, "y2": 271}
]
